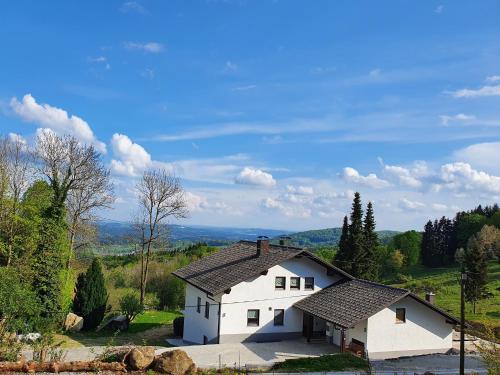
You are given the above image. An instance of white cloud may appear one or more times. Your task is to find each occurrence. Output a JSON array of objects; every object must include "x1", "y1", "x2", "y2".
[
  {"x1": 8, "y1": 132, "x2": 27, "y2": 145},
  {"x1": 235, "y1": 167, "x2": 276, "y2": 187},
  {"x1": 439, "y1": 113, "x2": 475, "y2": 125},
  {"x1": 311, "y1": 66, "x2": 336, "y2": 74},
  {"x1": 432, "y1": 203, "x2": 449, "y2": 212},
  {"x1": 434, "y1": 5, "x2": 444, "y2": 14},
  {"x1": 124, "y1": 42, "x2": 164, "y2": 53},
  {"x1": 485, "y1": 75, "x2": 500, "y2": 83},
  {"x1": 231, "y1": 85, "x2": 257, "y2": 92},
  {"x1": 439, "y1": 162, "x2": 500, "y2": 193},
  {"x1": 141, "y1": 68, "x2": 155, "y2": 79},
  {"x1": 224, "y1": 61, "x2": 238, "y2": 72},
  {"x1": 120, "y1": 1, "x2": 147, "y2": 14},
  {"x1": 342, "y1": 167, "x2": 390, "y2": 189},
  {"x1": 88, "y1": 56, "x2": 107, "y2": 63},
  {"x1": 184, "y1": 191, "x2": 208, "y2": 212},
  {"x1": 383, "y1": 161, "x2": 430, "y2": 188},
  {"x1": 10, "y1": 94, "x2": 106, "y2": 153},
  {"x1": 448, "y1": 84, "x2": 500, "y2": 98},
  {"x1": 261, "y1": 197, "x2": 311, "y2": 218},
  {"x1": 110, "y1": 133, "x2": 152, "y2": 176},
  {"x1": 453, "y1": 142, "x2": 500, "y2": 173},
  {"x1": 398, "y1": 197, "x2": 425, "y2": 211},
  {"x1": 286, "y1": 185, "x2": 314, "y2": 195}
]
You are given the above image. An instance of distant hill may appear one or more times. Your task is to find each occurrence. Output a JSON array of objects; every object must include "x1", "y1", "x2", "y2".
[
  {"x1": 279, "y1": 228, "x2": 400, "y2": 248},
  {"x1": 97, "y1": 221, "x2": 292, "y2": 247}
]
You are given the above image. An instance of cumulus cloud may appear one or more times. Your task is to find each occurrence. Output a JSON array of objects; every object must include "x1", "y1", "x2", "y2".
[
  {"x1": 110, "y1": 133, "x2": 152, "y2": 176},
  {"x1": 453, "y1": 142, "x2": 500, "y2": 173},
  {"x1": 261, "y1": 197, "x2": 311, "y2": 218},
  {"x1": 123, "y1": 42, "x2": 164, "y2": 53},
  {"x1": 8, "y1": 132, "x2": 27, "y2": 145},
  {"x1": 485, "y1": 75, "x2": 500, "y2": 83},
  {"x1": 383, "y1": 161, "x2": 430, "y2": 188},
  {"x1": 342, "y1": 167, "x2": 389, "y2": 188},
  {"x1": 286, "y1": 185, "x2": 314, "y2": 195},
  {"x1": 398, "y1": 198, "x2": 425, "y2": 211},
  {"x1": 439, "y1": 162, "x2": 500, "y2": 193},
  {"x1": 10, "y1": 94, "x2": 106, "y2": 153},
  {"x1": 235, "y1": 167, "x2": 276, "y2": 187},
  {"x1": 448, "y1": 84, "x2": 500, "y2": 98},
  {"x1": 439, "y1": 113, "x2": 475, "y2": 125},
  {"x1": 184, "y1": 191, "x2": 208, "y2": 212}
]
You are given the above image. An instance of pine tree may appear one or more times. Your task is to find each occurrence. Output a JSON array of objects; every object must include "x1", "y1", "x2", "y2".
[
  {"x1": 73, "y1": 258, "x2": 108, "y2": 330},
  {"x1": 464, "y1": 235, "x2": 488, "y2": 314},
  {"x1": 421, "y1": 220, "x2": 433, "y2": 266},
  {"x1": 362, "y1": 201, "x2": 379, "y2": 280},
  {"x1": 334, "y1": 216, "x2": 351, "y2": 273},
  {"x1": 348, "y1": 192, "x2": 365, "y2": 278}
]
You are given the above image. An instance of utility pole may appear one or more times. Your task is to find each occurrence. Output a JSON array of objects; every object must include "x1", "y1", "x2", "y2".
[{"x1": 460, "y1": 269, "x2": 467, "y2": 375}]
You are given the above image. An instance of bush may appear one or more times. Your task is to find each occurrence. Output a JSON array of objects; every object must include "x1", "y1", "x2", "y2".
[
  {"x1": 173, "y1": 316, "x2": 184, "y2": 337},
  {"x1": 73, "y1": 258, "x2": 108, "y2": 330},
  {"x1": 119, "y1": 292, "x2": 144, "y2": 326}
]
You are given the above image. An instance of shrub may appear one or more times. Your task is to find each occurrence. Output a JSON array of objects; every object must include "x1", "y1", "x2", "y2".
[
  {"x1": 73, "y1": 258, "x2": 108, "y2": 330},
  {"x1": 173, "y1": 316, "x2": 184, "y2": 337},
  {"x1": 119, "y1": 292, "x2": 144, "y2": 326}
]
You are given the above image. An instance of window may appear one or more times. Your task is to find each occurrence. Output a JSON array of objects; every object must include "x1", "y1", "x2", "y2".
[
  {"x1": 275, "y1": 276, "x2": 286, "y2": 290},
  {"x1": 247, "y1": 309, "x2": 260, "y2": 326},
  {"x1": 396, "y1": 308, "x2": 406, "y2": 323},
  {"x1": 205, "y1": 301, "x2": 210, "y2": 319},
  {"x1": 274, "y1": 309, "x2": 284, "y2": 326},
  {"x1": 197, "y1": 297, "x2": 201, "y2": 313},
  {"x1": 290, "y1": 277, "x2": 300, "y2": 290},
  {"x1": 304, "y1": 277, "x2": 314, "y2": 290}
]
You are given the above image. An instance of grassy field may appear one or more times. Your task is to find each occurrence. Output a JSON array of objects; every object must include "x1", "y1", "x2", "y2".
[
  {"x1": 271, "y1": 354, "x2": 368, "y2": 372},
  {"x1": 389, "y1": 262, "x2": 500, "y2": 327},
  {"x1": 57, "y1": 310, "x2": 181, "y2": 348}
]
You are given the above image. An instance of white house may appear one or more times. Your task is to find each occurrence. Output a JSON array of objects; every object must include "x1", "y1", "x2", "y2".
[{"x1": 173, "y1": 237, "x2": 460, "y2": 359}]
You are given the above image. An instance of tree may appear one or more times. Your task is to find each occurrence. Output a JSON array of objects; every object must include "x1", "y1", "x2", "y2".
[
  {"x1": 333, "y1": 216, "x2": 350, "y2": 272},
  {"x1": 389, "y1": 230, "x2": 422, "y2": 266},
  {"x1": 421, "y1": 220, "x2": 434, "y2": 267},
  {"x1": 348, "y1": 192, "x2": 365, "y2": 278},
  {"x1": 456, "y1": 213, "x2": 488, "y2": 249},
  {"x1": 72, "y1": 258, "x2": 108, "y2": 330},
  {"x1": 464, "y1": 235, "x2": 488, "y2": 313},
  {"x1": 362, "y1": 201, "x2": 379, "y2": 279},
  {"x1": 135, "y1": 169, "x2": 188, "y2": 304},
  {"x1": 476, "y1": 225, "x2": 500, "y2": 261},
  {"x1": 119, "y1": 292, "x2": 144, "y2": 327}
]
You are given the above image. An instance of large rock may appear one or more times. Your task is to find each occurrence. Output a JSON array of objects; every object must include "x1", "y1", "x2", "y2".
[
  {"x1": 127, "y1": 346, "x2": 155, "y2": 370},
  {"x1": 64, "y1": 313, "x2": 84, "y2": 332},
  {"x1": 154, "y1": 349, "x2": 196, "y2": 375}
]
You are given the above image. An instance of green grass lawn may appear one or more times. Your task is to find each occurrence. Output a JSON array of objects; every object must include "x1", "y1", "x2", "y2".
[
  {"x1": 389, "y1": 262, "x2": 500, "y2": 327},
  {"x1": 58, "y1": 310, "x2": 181, "y2": 348},
  {"x1": 271, "y1": 354, "x2": 368, "y2": 372}
]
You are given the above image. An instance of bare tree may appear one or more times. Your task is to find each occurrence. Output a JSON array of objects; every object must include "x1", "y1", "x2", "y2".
[
  {"x1": 66, "y1": 165, "x2": 114, "y2": 268},
  {"x1": 136, "y1": 168, "x2": 188, "y2": 304},
  {"x1": 36, "y1": 131, "x2": 113, "y2": 267},
  {"x1": 0, "y1": 136, "x2": 34, "y2": 265}
]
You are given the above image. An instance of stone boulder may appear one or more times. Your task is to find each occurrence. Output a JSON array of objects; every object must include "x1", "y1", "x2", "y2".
[
  {"x1": 126, "y1": 346, "x2": 155, "y2": 370},
  {"x1": 154, "y1": 349, "x2": 196, "y2": 375},
  {"x1": 64, "y1": 313, "x2": 84, "y2": 332}
]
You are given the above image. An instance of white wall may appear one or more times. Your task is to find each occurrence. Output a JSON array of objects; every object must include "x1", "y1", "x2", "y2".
[
  {"x1": 219, "y1": 256, "x2": 341, "y2": 342},
  {"x1": 182, "y1": 283, "x2": 221, "y2": 344},
  {"x1": 346, "y1": 320, "x2": 367, "y2": 346},
  {"x1": 366, "y1": 296, "x2": 453, "y2": 357}
]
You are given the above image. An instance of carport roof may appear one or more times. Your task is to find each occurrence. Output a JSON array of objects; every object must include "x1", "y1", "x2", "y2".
[{"x1": 294, "y1": 279, "x2": 461, "y2": 328}]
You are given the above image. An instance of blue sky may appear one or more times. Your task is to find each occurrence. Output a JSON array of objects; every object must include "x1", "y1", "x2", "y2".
[{"x1": 1, "y1": 1, "x2": 500, "y2": 231}]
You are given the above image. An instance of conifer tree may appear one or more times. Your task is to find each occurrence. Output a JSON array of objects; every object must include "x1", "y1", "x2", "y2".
[
  {"x1": 73, "y1": 258, "x2": 108, "y2": 330},
  {"x1": 421, "y1": 220, "x2": 433, "y2": 266},
  {"x1": 348, "y1": 192, "x2": 365, "y2": 278},
  {"x1": 464, "y1": 235, "x2": 488, "y2": 314},
  {"x1": 334, "y1": 216, "x2": 351, "y2": 272},
  {"x1": 362, "y1": 201, "x2": 379, "y2": 280}
]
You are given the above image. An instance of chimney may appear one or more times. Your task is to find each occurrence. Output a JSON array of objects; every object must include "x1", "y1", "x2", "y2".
[
  {"x1": 279, "y1": 236, "x2": 291, "y2": 246},
  {"x1": 425, "y1": 292, "x2": 435, "y2": 305},
  {"x1": 256, "y1": 236, "x2": 270, "y2": 256}
]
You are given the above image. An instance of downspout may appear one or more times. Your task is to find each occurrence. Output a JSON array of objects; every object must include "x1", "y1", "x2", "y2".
[{"x1": 217, "y1": 301, "x2": 222, "y2": 344}]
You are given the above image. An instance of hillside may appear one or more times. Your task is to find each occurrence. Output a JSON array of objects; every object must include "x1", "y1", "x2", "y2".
[{"x1": 279, "y1": 228, "x2": 400, "y2": 247}]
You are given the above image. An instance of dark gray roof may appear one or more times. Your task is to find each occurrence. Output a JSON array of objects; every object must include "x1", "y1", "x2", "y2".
[
  {"x1": 172, "y1": 240, "x2": 352, "y2": 295},
  {"x1": 294, "y1": 279, "x2": 461, "y2": 328}
]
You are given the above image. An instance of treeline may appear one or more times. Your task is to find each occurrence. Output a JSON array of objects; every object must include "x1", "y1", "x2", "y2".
[{"x1": 421, "y1": 204, "x2": 500, "y2": 267}]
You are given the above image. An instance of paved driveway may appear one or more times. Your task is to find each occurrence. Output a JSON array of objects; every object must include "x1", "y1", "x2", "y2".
[{"x1": 158, "y1": 339, "x2": 338, "y2": 368}]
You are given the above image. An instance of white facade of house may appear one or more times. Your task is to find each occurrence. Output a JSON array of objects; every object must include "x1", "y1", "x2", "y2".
[
  {"x1": 182, "y1": 256, "x2": 340, "y2": 344},
  {"x1": 180, "y1": 251, "x2": 456, "y2": 359}
]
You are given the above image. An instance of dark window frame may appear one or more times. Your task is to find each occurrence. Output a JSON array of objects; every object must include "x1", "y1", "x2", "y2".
[
  {"x1": 396, "y1": 308, "x2": 406, "y2": 323},
  {"x1": 275, "y1": 276, "x2": 286, "y2": 290},
  {"x1": 205, "y1": 301, "x2": 210, "y2": 319},
  {"x1": 197, "y1": 297, "x2": 201, "y2": 313},
  {"x1": 304, "y1": 277, "x2": 315, "y2": 290},
  {"x1": 290, "y1": 277, "x2": 301, "y2": 290},
  {"x1": 247, "y1": 309, "x2": 260, "y2": 326},
  {"x1": 274, "y1": 309, "x2": 284, "y2": 326}
]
